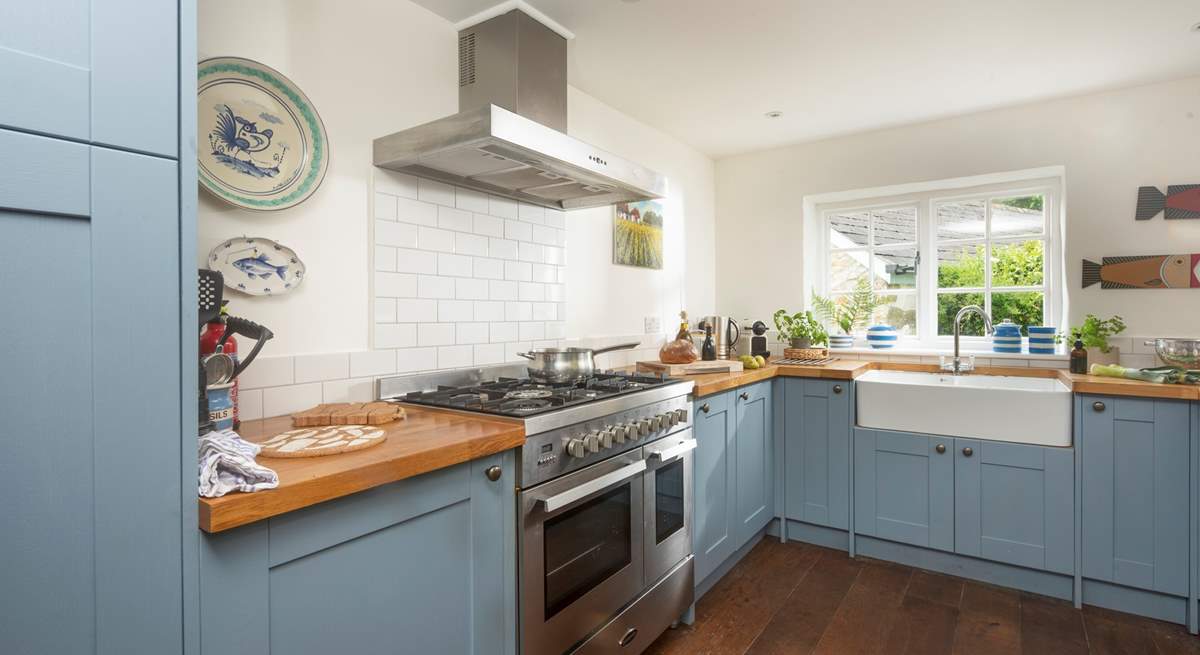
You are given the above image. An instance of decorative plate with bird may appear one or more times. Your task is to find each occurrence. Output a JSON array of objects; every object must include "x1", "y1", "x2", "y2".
[{"x1": 198, "y1": 57, "x2": 329, "y2": 211}]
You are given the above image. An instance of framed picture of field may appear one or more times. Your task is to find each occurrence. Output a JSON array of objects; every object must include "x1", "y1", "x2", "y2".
[{"x1": 613, "y1": 200, "x2": 664, "y2": 269}]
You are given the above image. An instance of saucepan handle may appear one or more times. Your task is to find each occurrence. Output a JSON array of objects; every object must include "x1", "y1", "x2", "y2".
[
  {"x1": 590, "y1": 341, "x2": 641, "y2": 356},
  {"x1": 516, "y1": 352, "x2": 535, "y2": 360}
]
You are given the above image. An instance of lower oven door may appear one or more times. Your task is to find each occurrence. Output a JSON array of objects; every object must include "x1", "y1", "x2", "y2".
[
  {"x1": 643, "y1": 428, "x2": 696, "y2": 584},
  {"x1": 521, "y1": 450, "x2": 646, "y2": 655}
]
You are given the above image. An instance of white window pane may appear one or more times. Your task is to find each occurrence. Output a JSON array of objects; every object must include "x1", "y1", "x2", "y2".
[
  {"x1": 871, "y1": 293, "x2": 916, "y2": 335},
  {"x1": 829, "y1": 250, "x2": 869, "y2": 291},
  {"x1": 937, "y1": 200, "x2": 985, "y2": 241},
  {"x1": 938, "y1": 292, "x2": 986, "y2": 336},
  {"x1": 937, "y1": 243, "x2": 985, "y2": 289},
  {"x1": 991, "y1": 240, "x2": 1044, "y2": 287},
  {"x1": 829, "y1": 212, "x2": 869, "y2": 248},
  {"x1": 991, "y1": 196, "x2": 1044, "y2": 238},
  {"x1": 992, "y1": 291, "x2": 1045, "y2": 331},
  {"x1": 872, "y1": 207, "x2": 917, "y2": 245},
  {"x1": 874, "y1": 247, "x2": 917, "y2": 290}
]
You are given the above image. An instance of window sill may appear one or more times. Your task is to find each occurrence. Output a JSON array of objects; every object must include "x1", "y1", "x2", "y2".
[{"x1": 826, "y1": 345, "x2": 1068, "y2": 361}]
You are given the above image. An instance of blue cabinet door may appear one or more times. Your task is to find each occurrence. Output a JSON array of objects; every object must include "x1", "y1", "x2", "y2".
[
  {"x1": 693, "y1": 391, "x2": 737, "y2": 584},
  {"x1": 735, "y1": 381, "x2": 774, "y2": 547},
  {"x1": 854, "y1": 428, "x2": 954, "y2": 551},
  {"x1": 0, "y1": 0, "x2": 178, "y2": 155},
  {"x1": 201, "y1": 453, "x2": 517, "y2": 655},
  {"x1": 954, "y1": 439, "x2": 1074, "y2": 574},
  {"x1": 1080, "y1": 394, "x2": 1190, "y2": 596},
  {"x1": 783, "y1": 378, "x2": 851, "y2": 529}
]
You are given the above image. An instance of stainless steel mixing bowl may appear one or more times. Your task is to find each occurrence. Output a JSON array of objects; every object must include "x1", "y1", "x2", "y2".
[{"x1": 1145, "y1": 339, "x2": 1200, "y2": 368}]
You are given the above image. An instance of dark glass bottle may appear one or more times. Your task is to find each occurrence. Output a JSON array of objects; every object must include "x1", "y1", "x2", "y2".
[
  {"x1": 701, "y1": 324, "x2": 717, "y2": 361},
  {"x1": 1070, "y1": 339, "x2": 1088, "y2": 374}
]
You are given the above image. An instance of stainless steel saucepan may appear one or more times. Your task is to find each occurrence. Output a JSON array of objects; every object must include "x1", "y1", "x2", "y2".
[{"x1": 517, "y1": 342, "x2": 641, "y2": 383}]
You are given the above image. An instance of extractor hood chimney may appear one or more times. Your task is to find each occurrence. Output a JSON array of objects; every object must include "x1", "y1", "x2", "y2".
[{"x1": 373, "y1": 9, "x2": 666, "y2": 210}]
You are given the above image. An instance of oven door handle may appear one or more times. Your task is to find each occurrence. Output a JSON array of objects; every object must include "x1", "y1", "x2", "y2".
[
  {"x1": 648, "y1": 438, "x2": 697, "y2": 463},
  {"x1": 537, "y1": 460, "x2": 647, "y2": 513}
]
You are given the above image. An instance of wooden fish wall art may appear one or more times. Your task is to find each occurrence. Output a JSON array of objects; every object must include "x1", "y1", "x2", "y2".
[
  {"x1": 1136, "y1": 185, "x2": 1200, "y2": 220},
  {"x1": 1082, "y1": 254, "x2": 1200, "y2": 289}
]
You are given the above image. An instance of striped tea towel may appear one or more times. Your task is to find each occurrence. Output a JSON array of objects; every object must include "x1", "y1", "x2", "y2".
[{"x1": 198, "y1": 430, "x2": 280, "y2": 498}]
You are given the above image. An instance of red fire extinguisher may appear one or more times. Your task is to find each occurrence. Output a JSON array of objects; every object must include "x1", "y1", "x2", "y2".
[{"x1": 200, "y1": 303, "x2": 239, "y2": 428}]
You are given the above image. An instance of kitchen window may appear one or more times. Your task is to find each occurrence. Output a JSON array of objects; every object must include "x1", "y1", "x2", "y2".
[{"x1": 815, "y1": 176, "x2": 1062, "y2": 349}]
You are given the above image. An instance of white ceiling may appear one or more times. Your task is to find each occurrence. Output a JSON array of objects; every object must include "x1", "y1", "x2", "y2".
[{"x1": 413, "y1": 0, "x2": 1200, "y2": 158}]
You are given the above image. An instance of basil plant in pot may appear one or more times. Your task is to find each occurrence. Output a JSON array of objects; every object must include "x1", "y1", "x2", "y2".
[
  {"x1": 1068, "y1": 314, "x2": 1126, "y2": 366},
  {"x1": 811, "y1": 279, "x2": 884, "y2": 349},
  {"x1": 773, "y1": 309, "x2": 828, "y2": 349}
]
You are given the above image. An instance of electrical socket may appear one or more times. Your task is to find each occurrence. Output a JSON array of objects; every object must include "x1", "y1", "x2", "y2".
[{"x1": 644, "y1": 316, "x2": 661, "y2": 334}]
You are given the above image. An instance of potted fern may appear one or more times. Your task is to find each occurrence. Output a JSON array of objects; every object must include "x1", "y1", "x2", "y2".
[
  {"x1": 1067, "y1": 314, "x2": 1126, "y2": 367},
  {"x1": 812, "y1": 279, "x2": 884, "y2": 348}
]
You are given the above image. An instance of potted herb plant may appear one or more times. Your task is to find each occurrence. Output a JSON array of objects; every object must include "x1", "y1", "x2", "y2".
[
  {"x1": 1068, "y1": 314, "x2": 1126, "y2": 366},
  {"x1": 811, "y1": 278, "x2": 884, "y2": 348},
  {"x1": 773, "y1": 309, "x2": 828, "y2": 349}
]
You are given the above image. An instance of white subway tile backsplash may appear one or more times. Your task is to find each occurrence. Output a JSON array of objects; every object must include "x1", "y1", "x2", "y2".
[
  {"x1": 518, "y1": 282, "x2": 545, "y2": 302},
  {"x1": 518, "y1": 202, "x2": 545, "y2": 224},
  {"x1": 545, "y1": 321, "x2": 566, "y2": 339},
  {"x1": 438, "y1": 299, "x2": 474, "y2": 322},
  {"x1": 455, "y1": 188, "x2": 489, "y2": 213},
  {"x1": 374, "y1": 246, "x2": 396, "y2": 272},
  {"x1": 532, "y1": 302, "x2": 556, "y2": 320},
  {"x1": 473, "y1": 257, "x2": 504, "y2": 280},
  {"x1": 417, "y1": 226, "x2": 455, "y2": 252},
  {"x1": 374, "y1": 192, "x2": 397, "y2": 220},
  {"x1": 376, "y1": 324, "x2": 417, "y2": 349},
  {"x1": 532, "y1": 263, "x2": 556, "y2": 283},
  {"x1": 474, "y1": 301, "x2": 506, "y2": 322},
  {"x1": 396, "y1": 197, "x2": 438, "y2": 226},
  {"x1": 544, "y1": 209, "x2": 566, "y2": 229},
  {"x1": 532, "y1": 339, "x2": 560, "y2": 349},
  {"x1": 375, "y1": 298, "x2": 397, "y2": 323},
  {"x1": 350, "y1": 350, "x2": 396, "y2": 378},
  {"x1": 240, "y1": 355, "x2": 294, "y2": 390},
  {"x1": 438, "y1": 253, "x2": 473, "y2": 277},
  {"x1": 263, "y1": 383, "x2": 324, "y2": 418},
  {"x1": 531, "y1": 225, "x2": 558, "y2": 246},
  {"x1": 455, "y1": 277, "x2": 489, "y2": 300},
  {"x1": 376, "y1": 220, "x2": 418, "y2": 248},
  {"x1": 518, "y1": 242, "x2": 543, "y2": 263},
  {"x1": 394, "y1": 248, "x2": 438, "y2": 274},
  {"x1": 490, "y1": 280, "x2": 518, "y2": 300},
  {"x1": 557, "y1": 266, "x2": 566, "y2": 283},
  {"x1": 438, "y1": 345, "x2": 474, "y2": 369},
  {"x1": 506, "y1": 301, "x2": 533, "y2": 322},
  {"x1": 417, "y1": 275, "x2": 455, "y2": 299},
  {"x1": 455, "y1": 233, "x2": 489, "y2": 257},
  {"x1": 519, "y1": 321, "x2": 546, "y2": 341},
  {"x1": 438, "y1": 205, "x2": 473, "y2": 232},
  {"x1": 490, "y1": 321, "x2": 518, "y2": 343},
  {"x1": 456, "y1": 322, "x2": 489, "y2": 345},
  {"x1": 505, "y1": 219, "x2": 533, "y2": 242},
  {"x1": 505, "y1": 260, "x2": 533, "y2": 281},
  {"x1": 490, "y1": 238, "x2": 518, "y2": 260},
  {"x1": 488, "y1": 195, "x2": 518, "y2": 219},
  {"x1": 544, "y1": 246, "x2": 564, "y2": 265},
  {"x1": 295, "y1": 353, "x2": 350, "y2": 384},
  {"x1": 545, "y1": 283, "x2": 565, "y2": 302},
  {"x1": 473, "y1": 343, "x2": 505, "y2": 366},
  {"x1": 396, "y1": 347, "x2": 439, "y2": 373},
  {"x1": 418, "y1": 323, "x2": 456, "y2": 346},
  {"x1": 505, "y1": 342, "x2": 531, "y2": 362},
  {"x1": 395, "y1": 298, "x2": 438, "y2": 322},
  {"x1": 472, "y1": 213, "x2": 504, "y2": 238},
  {"x1": 418, "y1": 178, "x2": 456, "y2": 206},
  {"x1": 375, "y1": 170, "x2": 419, "y2": 199},
  {"x1": 322, "y1": 377, "x2": 375, "y2": 403},
  {"x1": 238, "y1": 388, "x2": 264, "y2": 421},
  {"x1": 375, "y1": 272, "x2": 417, "y2": 297}
]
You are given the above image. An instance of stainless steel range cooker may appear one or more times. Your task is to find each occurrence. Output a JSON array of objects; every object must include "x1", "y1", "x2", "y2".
[{"x1": 379, "y1": 364, "x2": 696, "y2": 655}]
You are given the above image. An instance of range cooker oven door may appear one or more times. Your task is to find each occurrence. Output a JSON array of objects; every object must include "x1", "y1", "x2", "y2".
[
  {"x1": 643, "y1": 428, "x2": 696, "y2": 585},
  {"x1": 521, "y1": 450, "x2": 646, "y2": 655}
]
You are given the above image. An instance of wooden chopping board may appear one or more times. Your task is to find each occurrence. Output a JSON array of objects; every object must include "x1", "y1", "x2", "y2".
[
  {"x1": 258, "y1": 425, "x2": 387, "y2": 458},
  {"x1": 636, "y1": 359, "x2": 745, "y2": 376},
  {"x1": 291, "y1": 402, "x2": 405, "y2": 427}
]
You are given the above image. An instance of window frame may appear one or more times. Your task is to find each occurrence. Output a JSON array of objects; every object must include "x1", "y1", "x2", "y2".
[{"x1": 813, "y1": 176, "x2": 1062, "y2": 350}]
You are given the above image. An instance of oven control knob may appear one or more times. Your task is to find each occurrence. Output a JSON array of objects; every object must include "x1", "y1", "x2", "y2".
[
  {"x1": 655, "y1": 414, "x2": 669, "y2": 430},
  {"x1": 674, "y1": 409, "x2": 688, "y2": 424},
  {"x1": 666, "y1": 411, "x2": 679, "y2": 427},
  {"x1": 584, "y1": 434, "x2": 601, "y2": 453},
  {"x1": 612, "y1": 425, "x2": 630, "y2": 443},
  {"x1": 566, "y1": 438, "x2": 587, "y2": 458},
  {"x1": 598, "y1": 429, "x2": 614, "y2": 449},
  {"x1": 637, "y1": 419, "x2": 652, "y2": 436}
]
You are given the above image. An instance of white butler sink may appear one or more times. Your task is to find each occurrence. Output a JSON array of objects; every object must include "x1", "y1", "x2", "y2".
[{"x1": 855, "y1": 370, "x2": 1072, "y2": 447}]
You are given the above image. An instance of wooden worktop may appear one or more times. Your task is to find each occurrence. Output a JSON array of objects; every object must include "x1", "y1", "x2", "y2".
[{"x1": 198, "y1": 406, "x2": 525, "y2": 533}]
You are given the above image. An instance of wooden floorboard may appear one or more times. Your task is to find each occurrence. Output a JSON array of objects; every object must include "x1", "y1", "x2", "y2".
[{"x1": 645, "y1": 538, "x2": 1200, "y2": 655}]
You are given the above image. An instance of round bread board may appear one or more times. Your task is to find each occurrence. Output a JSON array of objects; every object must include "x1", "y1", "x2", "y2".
[{"x1": 258, "y1": 425, "x2": 387, "y2": 459}]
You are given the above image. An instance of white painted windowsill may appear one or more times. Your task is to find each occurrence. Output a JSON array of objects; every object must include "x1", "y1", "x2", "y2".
[{"x1": 824, "y1": 345, "x2": 1069, "y2": 361}]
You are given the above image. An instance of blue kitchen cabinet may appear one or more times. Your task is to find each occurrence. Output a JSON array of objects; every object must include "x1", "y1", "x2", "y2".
[
  {"x1": 200, "y1": 452, "x2": 517, "y2": 655},
  {"x1": 953, "y1": 439, "x2": 1074, "y2": 574},
  {"x1": 782, "y1": 378, "x2": 851, "y2": 530},
  {"x1": 735, "y1": 381, "x2": 774, "y2": 547},
  {"x1": 854, "y1": 428, "x2": 954, "y2": 552},
  {"x1": 0, "y1": 0, "x2": 178, "y2": 156},
  {"x1": 1079, "y1": 394, "x2": 1190, "y2": 596},
  {"x1": 693, "y1": 390, "x2": 738, "y2": 584}
]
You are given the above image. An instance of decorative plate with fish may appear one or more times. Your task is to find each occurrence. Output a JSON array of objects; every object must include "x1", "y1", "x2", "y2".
[
  {"x1": 208, "y1": 237, "x2": 306, "y2": 296},
  {"x1": 197, "y1": 57, "x2": 329, "y2": 211}
]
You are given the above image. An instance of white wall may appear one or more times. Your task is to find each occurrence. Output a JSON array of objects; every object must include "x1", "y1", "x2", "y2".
[{"x1": 715, "y1": 76, "x2": 1200, "y2": 338}]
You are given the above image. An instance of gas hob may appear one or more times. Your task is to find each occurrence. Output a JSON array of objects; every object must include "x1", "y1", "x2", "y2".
[{"x1": 399, "y1": 371, "x2": 678, "y2": 418}]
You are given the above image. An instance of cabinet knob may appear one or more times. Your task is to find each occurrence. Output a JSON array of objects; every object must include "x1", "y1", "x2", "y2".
[
  {"x1": 962, "y1": 447, "x2": 974, "y2": 457},
  {"x1": 484, "y1": 465, "x2": 502, "y2": 481},
  {"x1": 935, "y1": 443, "x2": 946, "y2": 454},
  {"x1": 700, "y1": 403, "x2": 710, "y2": 414},
  {"x1": 1092, "y1": 401, "x2": 1106, "y2": 412},
  {"x1": 739, "y1": 392, "x2": 750, "y2": 401},
  {"x1": 833, "y1": 384, "x2": 843, "y2": 394}
]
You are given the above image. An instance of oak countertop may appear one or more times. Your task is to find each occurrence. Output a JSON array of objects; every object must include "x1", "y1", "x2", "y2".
[{"x1": 198, "y1": 406, "x2": 525, "y2": 533}]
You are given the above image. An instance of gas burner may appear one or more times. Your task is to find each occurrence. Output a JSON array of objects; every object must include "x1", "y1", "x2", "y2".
[
  {"x1": 505, "y1": 389, "x2": 554, "y2": 400},
  {"x1": 448, "y1": 392, "x2": 485, "y2": 406},
  {"x1": 568, "y1": 389, "x2": 600, "y2": 401},
  {"x1": 501, "y1": 398, "x2": 552, "y2": 414}
]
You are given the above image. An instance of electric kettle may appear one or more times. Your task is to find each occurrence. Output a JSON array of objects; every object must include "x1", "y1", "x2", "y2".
[{"x1": 697, "y1": 315, "x2": 741, "y2": 359}]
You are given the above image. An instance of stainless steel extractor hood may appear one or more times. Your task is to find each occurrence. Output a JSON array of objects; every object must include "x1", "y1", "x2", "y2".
[{"x1": 373, "y1": 9, "x2": 666, "y2": 210}]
